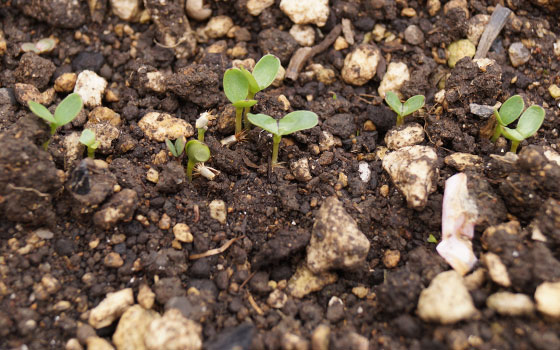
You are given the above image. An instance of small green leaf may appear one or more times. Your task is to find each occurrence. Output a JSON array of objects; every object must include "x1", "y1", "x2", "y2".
[
  {"x1": 253, "y1": 54, "x2": 280, "y2": 91},
  {"x1": 499, "y1": 95, "x2": 524, "y2": 125},
  {"x1": 516, "y1": 105, "x2": 545, "y2": 138},
  {"x1": 186, "y1": 140, "x2": 211, "y2": 163},
  {"x1": 54, "y1": 93, "x2": 83, "y2": 126},
  {"x1": 232, "y1": 99, "x2": 258, "y2": 108},
  {"x1": 501, "y1": 126, "x2": 524, "y2": 142},
  {"x1": 175, "y1": 137, "x2": 186, "y2": 156},
  {"x1": 402, "y1": 95, "x2": 425, "y2": 117},
  {"x1": 427, "y1": 234, "x2": 438, "y2": 244},
  {"x1": 239, "y1": 67, "x2": 260, "y2": 94},
  {"x1": 247, "y1": 113, "x2": 280, "y2": 135},
  {"x1": 79, "y1": 129, "x2": 97, "y2": 147},
  {"x1": 165, "y1": 138, "x2": 178, "y2": 157},
  {"x1": 91, "y1": 141, "x2": 100, "y2": 149},
  {"x1": 384, "y1": 91, "x2": 403, "y2": 116},
  {"x1": 223, "y1": 69, "x2": 249, "y2": 103},
  {"x1": 278, "y1": 111, "x2": 318, "y2": 136},
  {"x1": 28, "y1": 100, "x2": 55, "y2": 124}
]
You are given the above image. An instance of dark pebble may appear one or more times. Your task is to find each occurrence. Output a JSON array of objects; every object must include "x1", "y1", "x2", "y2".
[
  {"x1": 249, "y1": 272, "x2": 271, "y2": 294},
  {"x1": 54, "y1": 239, "x2": 76, "y2": 256},
  {"x1": 190, "y1": 258, "x2": 211, "y2": 278},
  {"x1": 393, "y1": 314, "x2": 420, "y2": 338},
  {"x1": 72, "y1": 51, "x2": 105, "y2": 73}
]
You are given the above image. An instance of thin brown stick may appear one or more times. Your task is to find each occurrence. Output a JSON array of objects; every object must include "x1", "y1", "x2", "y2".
[
  {"x1": 246, "y1": 291, "x2": 264, "y2": 315},
  {"x1": 188, "y1": 236, "x2": 243, "y2": 260}
]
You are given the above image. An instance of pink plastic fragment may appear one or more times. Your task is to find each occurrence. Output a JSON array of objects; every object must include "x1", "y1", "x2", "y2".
[{"x1": 437, "y1": 173, "x2": 478, "y2": 275}]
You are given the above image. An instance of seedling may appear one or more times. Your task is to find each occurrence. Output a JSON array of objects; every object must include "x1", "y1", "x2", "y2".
[
  {"x1": 21, "y1": 38, "x2": 56, "y2": 54},
  {"x1": 79, "y1": 129, "x2": 100, "y2": 158},
  {"x1": 196, "y1": 112, "x2": 215, "y2": 142},
  {"x1": 28, "y1": 93, "x2": 83, "y2": 149},
  {"x1": 490, "y1": 95, "x2": 545, "y2": 153},
  {"x1": 384, "y1": 91, "x2": 425, "y2": 126},
  {"x1": 223, "y1": 55, "x2": 280, "y2": 133},
  {"x1": 165, "y1": 136, "x2": 186, "y2": 158},
  {"x1": 248, "y1": 110, "x2": 318, "y2": 165},
  {"x1": 185, "y1": 140, "x2": 211, "y2": 181},
  {"x1": 427, "y1": 234, "x2": 438, "y2": 244}
]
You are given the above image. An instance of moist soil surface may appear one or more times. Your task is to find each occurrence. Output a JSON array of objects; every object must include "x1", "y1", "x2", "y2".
[{"x1": 1, "y1": 1, "x2": 560, "y2": 350}]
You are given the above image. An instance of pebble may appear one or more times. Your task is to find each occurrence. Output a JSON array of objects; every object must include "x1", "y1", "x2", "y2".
[
  {"x1": 535, "y1": 281, "x2": 560, "y2": 318},
  {"x1": 383, "y1": 249, "x2": 401, "y2": 268},
  {"x1": 202, "y1": 16, "x2": 233, "y2": 39},
  {"x1": 382, "y1": 145, "x2": 438, "y2": 209},
  {"x1": 427, "y1": 0, "x2": 441, "y2": 16},
  {"x1": 548, "y1": 84, "x2": 560, "y2": 99},
  {"x1": 341, "y1": 44, "x2": 381, "y2": 86},
  {"x1": 34, "y1": 228, "x2": 54, "y2": 240},
  {"x1": 104, "y1": 252, "x2": 124, "y2": 268},
  {"x1": 14, "y1": 83, "x2": 55, "y2": 106},
  {"x1": 283, "y1": 334, "x2": 309, "y2": 350},
  {"x1": 173, "y1": 223, "x2": 193, "y2": 243},
  {"x1": 209, "y1": 200, "x2": 227, "y2": 224},
  {"x1": 467, "y1": 14, "x2": 490, "y2": 45},
  {"x1": 378, "y1": 62, "x2": 410, "y2": 98},
  {"x1": 138, "y1": 112, "x2": 194, "y2": 142},
  {"x1": 110, "y1": 0, "x2": 142, "y2": 22},
  {"x1": 72, "y1": 52, "x2": 105, "y2": 73},
  {"x1": 246, "y1": 0, "x2": 274, "y2": 16},
  {"x1": 508, "y1": 42, "x2": 531, "y2": 67},
  {"x1": 358, "y1": 162, "x2": 371, "y2": 182},
  {"x1": 385, "y1": 123, "x2": 425, "y2": 150},
  {"x1": 481, "y1": 253, "x2": 511, "y2": 287},
  {"x1": 74, "y1": 70, "x2": 107, "y2": 108},
  {"x1": 404, "y1": 25, "x2": 424, "y2": 45},
  {"x1": 113, "y1": 305, "x2": 159, "y2": 350},
  {"x1": 486, "y1": 292, "x2": 535, "y2": 316},
  {"x1": 333, "y1": 36, "x2": 349, "y2": 50},
  {"x1": 55, "y1": 73, "x2": 78, "y2": 92},
  {"x1": 290, "y1": 158, "x2": 313, "y2": 182},
  {"x1": 146, "y1": 168, "x2": 159, "y2": 184},
  {"x1": 417, "y1": 270, "x2": 477, "y2": 324},
  {"x1": 144, "y1": 309, "x2": 202, "y2": 350},
  {"x1": 86, "y1": 337, "x2": 115, "y2": 350},
  {"x1": 279, "y1": 0, "x2": 329, "y2": 27},
  {"x1": 88, "y1": 107, "x2": 122, "y2": 127},
  {"x1": 89, "y1": 288, "x2": 134, "y2": 329},
  {"x1": 352, "y1": 286, "x2": 369, "y2": 299},
  {"x1": 306, "y1": 196, "x2": 370, "y2": 273},
  {"x1": 65, "y1": 338, "x2": 83, "y2": 350},
  {"x1": 138, "y1": 284, "x2": 156, "y2": 309},
  {"x1": 444, "y1": 153, "x2": 483, "y2": 171},
  {"x1": 267, "y1": 289, "x2": 288, "y2": 308},
  {"x1": 289, "y1": 24, "x2": 315, "y2": 47},
  {"x1": 401, "y1": 7, "x2": 417, "y2": 17},
  {"x1": 93, "y1": 189, "x2": 138, "y2": 230},
  {"x1": 158, "y1": 213, "x2": 171, "y2": 230},
  {"x1": 448, "y1": 39, "x2": 476, "y2": 68},
  {"x1": 311, "y1": 324, "x2": 330, "y2": 350},
  {"x1": 443, "y1": 0, "x2": 468, "y2": 17},
  {"x1": 287, "y1": 263, "x2": 338, "y2": 298},
  {"x1": 15, "y1": 52, "x2": 56, "y2": 90},
  {"x1": 469, "y1": 103, "x2": 495, "y2": 118},
  {"x1": 63, "y1": 132, "x2": 85, "y2": 169}
]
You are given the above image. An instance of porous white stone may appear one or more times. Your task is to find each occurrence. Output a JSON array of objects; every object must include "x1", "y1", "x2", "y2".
[
  {"x1": 89, "y1": 288, "x2": 134, "y2": 329},
  {"x1": 341, "y1": 44, "x2": 381, "y2": 86},
  {"x1": 417, "y1": 270, "x2": 477, "y2": 324},
  {"x1": 144, "y1": 309, "x2": 202, "y2": 350},
  {"x1": 384, "y1": 123, "x2": 424, "y2": 150},
  {"x1": 113, "y1": 305, "x2": 159, "y2": 350},
  {"x1": 110, "y1": 0, "x2": 142, "y2": 22},
  {"x1": 138, "y1": 112, "x2": 194, "y2": 142},
  {"x1": 378, "y1": 62, "x2": 410, "y2": 98},
  {"x1": 280, "y1": 0, "x2": 330, "y2": 27},
  {"x1": 289, "y1": 24, "x2": 315, "y2": 47},
  {"x1": 247, "y1": 0, "x2": 274, "y2": 16},
  {"x1": 209, "y1": 200, "x2": 227, "y2": 224},
  {"x1": 535, "y1": 282, "x2": 560, "y2": 318},
  {"x1": 74, "y1": 70, "x2": 107, "y2": 108},
  {"x1": 487, "y1": 292, "x2": 534, "y2": 316}
]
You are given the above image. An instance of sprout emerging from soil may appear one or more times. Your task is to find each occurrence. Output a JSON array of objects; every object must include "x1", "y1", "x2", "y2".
[
  {"x1": 223, "y1": 55, "x2": 280, "y2": 133},
  {"x1": 79, "y1": 129, "x2": 100, "y2": 159},
  {"x1": 185, "y1": 140, "x2": 211, "y2": 181},
  {"x1": 21, "y1": 38, "x2": 56, "y2": 54},
  {"x1": 28, "y1": 93, "x2": 83, "y2": 150},
  {"x1": 248, "y1": 110, "x2": 318, "y2": 165},
  {"x1": 437, "y1": 173, "x2": 478, "y2": 276},
  {"x1": 196, "y1": 111, "x2": 215, "y2": 142},
  {"x1": 384, "y1": 91, "x2": 425, "y2": 126},
  {"x1": 165, "y1": 136, "x2": 186, "y2": 158},
  {"x1": 490, "y1": 95, "x2": 545, "y2": 153}
]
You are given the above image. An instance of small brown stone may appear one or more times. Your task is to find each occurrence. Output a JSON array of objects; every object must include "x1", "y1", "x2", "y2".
[
  {"x1": 104, "y1": 252, "x2": 124, "y2": 268},
  {"x1": 383, "y1": 249, "x2": 400, "y2": 268}
]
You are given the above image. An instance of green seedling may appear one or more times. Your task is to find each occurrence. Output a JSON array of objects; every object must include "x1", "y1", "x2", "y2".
[
  {"x1": 79, "y1": 129, "x2": 100, "y2": 158},
  {"x1": 490, "y1": 95, "x2": 545, "y2": 153},
  {"x1": 384, "y1": 91, "x2": 425, "y2": 126},
  {"x1": 248, "y1": 110, "x2": 318, "y2": 165},
  {"x1": 165, "y1": 136, "x2": 186, "y2": 158},
  {"x1": 185, "y1": 140, "x2": 211, "y2": 181},
  {"x1": 223, "y1": 55, "x2": 280, "y2": 133},
  {"x1": 223, "y1": 68, "x2": 257, "y2": 134},
  {"x1": 427, "y1": 234, "x2": 438, "y2": 244},
  {"x1": 196, "y1": 112, "x2": 214, "y2": 142},
  {"x1": 21, "y1": 38, "x2": 56, "y2": 54},
  {"x1": 28, "y1": 93, "x2": 83, "y2": 150}
]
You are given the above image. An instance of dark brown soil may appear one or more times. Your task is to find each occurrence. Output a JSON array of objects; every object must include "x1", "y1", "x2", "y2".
[{"x1": 1, "y1": 1, "x2": 560, "y2": 350}]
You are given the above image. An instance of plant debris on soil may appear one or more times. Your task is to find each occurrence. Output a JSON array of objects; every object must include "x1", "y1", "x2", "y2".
[{"x1": 1, "y1": 0, "x2": 560, "y2": 350}]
